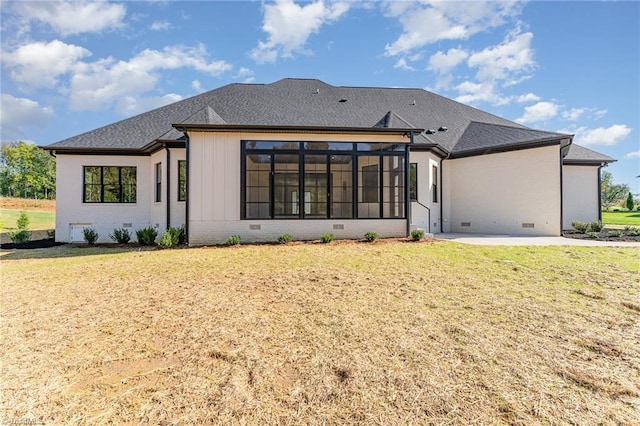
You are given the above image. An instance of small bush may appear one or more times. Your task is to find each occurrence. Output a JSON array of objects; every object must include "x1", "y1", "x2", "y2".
[
  {"x1": 16, "y1": 211, "x2": 30, "y2": 230},
  {"x1": 625, "y1": 226, "x2": 640, "y2": 237},
  {"x1": 226, "y1": 235, "x2": 241, "y2": 246},
  {"x1": 47, "y1": 229, "x2": 55, "y2": 239},
  {"x1": 608, "y1": 230, "x2": 621, "y2": 238},
  {"x1": 160, "y1": 226, "x2": 186, "y2": 248},
  {"x1": 320, "y1": 233, "x2": 334, "y2": 243},
  {"x1": 136, "y1": 226, "x2": 158, "y2": 246},
  {"x1": 410, "y1": 229, "x2": 425, "y2": 241},
  {"x1": 83, "y1": 227, "x2": 99, "y2": 245},
  {"x1": 364, "y1": 231, "x2": 378, "y2": 242},
  {"x1": 586, "y1": 231, "x2": 599, "y2": 239},
  {"x1": 9, "y1": 229, "x2": 31, "y2": 245},
  {"x1": 109, "y1": 228, "x2": 131, "y2": 244},
  {"x1": 587, "y1": 221, "x2": 604, "y2": 232},
  {"x1": 571, "y1": 221, "x2": 589, "y2": 233},
  {"x1": 277, "y1": 234, "x2": 293, "y2": 244}
]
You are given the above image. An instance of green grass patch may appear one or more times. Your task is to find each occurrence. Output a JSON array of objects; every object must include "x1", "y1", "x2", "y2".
[
  {"x1": 0, "y1": 208, "x2": 55, "y2": 230},
  {"x1": 602, "y1": 210, "x2": 640, "y2": 226}
]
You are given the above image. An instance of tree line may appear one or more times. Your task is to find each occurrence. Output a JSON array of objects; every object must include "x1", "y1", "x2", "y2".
[{"x1": 0, "y1": 141, "x2": 56, "y2": 199}]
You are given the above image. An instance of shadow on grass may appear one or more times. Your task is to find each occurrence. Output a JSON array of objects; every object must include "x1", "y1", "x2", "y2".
[{"x1": 0, "y1": 244, "x2": 158, "y2": 260}]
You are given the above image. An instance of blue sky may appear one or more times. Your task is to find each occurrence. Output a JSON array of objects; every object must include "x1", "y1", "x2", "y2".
[{"x1": 1, "y1": 0, "x2": 638, "y2": 192}]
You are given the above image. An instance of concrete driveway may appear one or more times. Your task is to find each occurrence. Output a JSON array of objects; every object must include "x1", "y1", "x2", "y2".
[{"x1": 436, "y1": 233, "x2": 640, "y2": 247}]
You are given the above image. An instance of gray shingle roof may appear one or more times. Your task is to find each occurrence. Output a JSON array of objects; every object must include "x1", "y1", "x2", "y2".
[
  {"x1": 46, "y1": 78, "x2": 609, "y2": 162},
  {"x1": 564, "y1": 143, "x2": 615, "y2": 164},
  {"x1": 452, "y1": 121, "x2": 570, "y2": 157}
]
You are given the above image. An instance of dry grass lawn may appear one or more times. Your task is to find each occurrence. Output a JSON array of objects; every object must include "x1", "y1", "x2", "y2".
[{"x1": 1, "y1": 240, "x2": 639, "y2": 425}]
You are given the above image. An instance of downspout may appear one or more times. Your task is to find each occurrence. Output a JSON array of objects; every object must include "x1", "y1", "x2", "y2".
[
  {"x1": 185, "y1": 134, "x2": 190, "y2": 246},
  {"x1": 597, "y1": 164, "x2": 604, "y2": 221},
  {"x1": 559, "y1": 148, "x2": 564, "y2": 235},
  {"x1": 165, "y1": 145, "x2": 171, "y2": 230},
  {"x1": 405, "y1": 132, "x2": 414, "y2": 237}
]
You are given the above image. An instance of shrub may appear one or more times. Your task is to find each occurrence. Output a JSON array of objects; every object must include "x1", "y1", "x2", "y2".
[
  {"x1": 136, "y1": 226, "x2": 158, "y2": 246},
  {"x1": 160, "y1": 226, "x2": 186, "y2": 248},
  {"x1": 47, "y1": 230, "x2": 55, "y2": 239},
  {"x1": 320, "y1": 233, "x2": 334, "y2": 243},
  {"x1": 625, "y1": 226, "x2": 640, "y2": 237},
  {"x1": 16, "y1": 211, "x2": 30, "y2": 230},
  {"x1": 82, "y1": 227, "x2": 99, "y2": 245},
  {"x1": 586, "y1": 232, "x2": 599, "y2": 239},
  {"x1": 109, "y1": 228, "x2": 132, "y2": 244},
  {"x1": 608, "y1": 230, "x2": 621, "y2": 238},
  {"x1": 410, "y1": 229, "x2": 425, "y2": 241},
  {"x1": 9, "y1": 229, "x2": 31, "y2": 245},
  {"x1": 626, "y1": 192, "x2": 634, "y2": 211},
  {"x1": 277, "y1": 234, "x2": 293, "y2": 244},
  {"x1": 571, "y1": 221, "x2": 589, "y2": 233},
  {"x1": 587, "y1": 221, "x2": 604, "y2": 232},
  {"x1": 364, "y1": 231, "x2": 378, "y2": 242},
  {"x1": 227, "y1": 235, "x2": 241, "y2": 246}
]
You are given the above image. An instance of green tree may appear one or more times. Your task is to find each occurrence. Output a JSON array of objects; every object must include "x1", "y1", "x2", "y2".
[
  {"x1": 600, "y1": 171, "x2": 630, "y2": 211},
  {"x1": 0, "y1": 141, "x2": 56, "y2": 199},
  {"x1": 626, "y1": 192, "x2": 635, "y2": 211}
]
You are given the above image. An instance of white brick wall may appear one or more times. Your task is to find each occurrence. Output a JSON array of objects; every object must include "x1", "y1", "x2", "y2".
[{"x1": 562, "y1": 165, "x2": 600, "y2": 229}]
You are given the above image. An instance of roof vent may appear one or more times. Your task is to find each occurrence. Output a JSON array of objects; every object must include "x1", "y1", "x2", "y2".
[
  {"x1": 425, "y1": 129, "x2": 436, "y2": 134},
  {"x1": 339, "y1": 99, "x2": 347, "y2": 103},
  {"x1": 410, "y1": 100, "x2": 416, "y2": 106},
  {"x1": 314, "y1": 88, "x2": 319, "y2": 94},
  {"x1": 438, "y1": 126, "x2": 448, "y2": 132}
]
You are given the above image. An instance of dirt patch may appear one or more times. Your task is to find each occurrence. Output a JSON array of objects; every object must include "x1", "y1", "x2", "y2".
[
  {"x1": 0, "y1": 238, "x2": 65, "y2": 250},
  {"x1": 0, "y1": 197, "x2": 56, "y2": 212}
]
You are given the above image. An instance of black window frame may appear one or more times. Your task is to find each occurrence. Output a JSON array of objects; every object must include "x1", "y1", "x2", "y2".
[
  {"x1": 178, "y1": 160, "x2": 186, "y2": 201},
  {"x1": 83, "y1": 166, "x2": 137, "y2": 204},
  {"x1": 409, "y1": 162, "x2": 418, "y2": 201},
  {"x1": 241, "y1": 141, "x2": 406, "y2": 220},
  {"x1": 432, "y1": 165, "x2": 438, "y2": 203},
  {"x1": 155, "y1": 162, "x2": 162, "y2": 203}
]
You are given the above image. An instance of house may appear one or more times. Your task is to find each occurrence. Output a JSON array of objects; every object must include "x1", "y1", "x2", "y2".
[{"x1": 44, "y1": 78, "x2": 614, "y2": 245}]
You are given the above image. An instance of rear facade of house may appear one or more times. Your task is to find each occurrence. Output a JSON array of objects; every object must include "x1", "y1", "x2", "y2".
[{"x1": 45, "y1": 79, "x2": 614, "y2": 245}]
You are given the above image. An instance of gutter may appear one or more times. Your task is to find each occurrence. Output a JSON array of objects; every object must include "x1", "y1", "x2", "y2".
[
  {"x1": 185, "y1": 133, "x2": 190, "y2": 246},
  {"x1": 172, "y1": 123, "x2": 424, "y2": 136}
]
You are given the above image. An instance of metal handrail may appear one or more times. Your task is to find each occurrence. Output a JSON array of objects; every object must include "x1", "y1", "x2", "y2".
[{"x1": 411, "y1": 199, "x2": 431, "y2": 233}]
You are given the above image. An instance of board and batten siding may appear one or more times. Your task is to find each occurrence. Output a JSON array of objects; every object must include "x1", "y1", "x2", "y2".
[
  {"x1": 562, "y1": 165, "x2": 600, "y2": 230},
  {"x1": 187, "y1": 131, "x2": 409, "y2": 245},
  {"x1": 443, "y1": 144, "x2": 562, "y2": 236},
  {"x1": 55, "y1": 154, "x2": 152, "y2": 243}
]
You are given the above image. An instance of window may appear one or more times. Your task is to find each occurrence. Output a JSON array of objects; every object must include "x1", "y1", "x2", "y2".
[
  {"x1": 83, "y1": 166, "x2": 136, "y2": 203},
  {"x1": 242, "y1": 141, "x2": 405, "y2": 220},
  {"x1": 409, "y1": 163, "x2": 417, "y2": 201},
  {"x1": 178, "y1": 160, "x2": 187, "y2": 201},
  {"x1": 155, "y1": 163, "x2": 162, "y2": 202},
  {"x1": 432, "y1": 165, "x2": 438, "y2": 203}
]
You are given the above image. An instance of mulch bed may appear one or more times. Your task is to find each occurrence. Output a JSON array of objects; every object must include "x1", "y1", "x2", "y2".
[
  {"x1": 0, "y1": 238, "x2": 66, "y2": 250},
  {"x1": 563, "y1": 229, "x2": 640, "y2": 242}
]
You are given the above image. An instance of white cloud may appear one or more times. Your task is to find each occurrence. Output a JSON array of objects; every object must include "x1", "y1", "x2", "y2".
[
  {"x1": 250, "y1": 0, "x2": 350, "y2": 63},
  {"x1": 516, "y1": 101, "x2": 559, "y2": 123},
  {"x1": 150, "y1": 20, "x2": 171, "y2": 31},
  {"x1": 234, "y1": 67, "x2": 255, "y2": 83},
  {"x1": 467, "y1": 30, "x2": 535, "y2": 82},
  {"x1": 572, "y1": 125, "x2": 632, "y2": 146},
  {"x1": 625, "y1": 151, "x2": 640, "y2": 159},
  {"x1": 70, "y1": 44, "x2": 232, "y2": 112},
  {"x1": 192, "y1": 80, "x2": 204, "y2": 93},
  {"x1": 12, "y1": 0, "x2": 126, "y2": 36},
  {"x1": 394, "y1": 58, "x2": 415, "y2": 71},
  {"x1": 3, "y1": 40, "x2": 91, "y2": 89},
  {"x1": 562, "y1": 108, "x2": 586, "y2": 121},
  {"x1": 428, "y1": 48, "x2": 468, "y2": 74},
  {"x1": 384, "y1": 1, "x2": 521, "y2": 56},
  {"x1": 516, "y1": 93, "x2": 541, "y2": 103},
  {"x1": 455, "y1": 81, "x2": 510, "y2": 106},
  {"x1": 0, "y1": 94, "x2": 54, "y2": 141}
]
